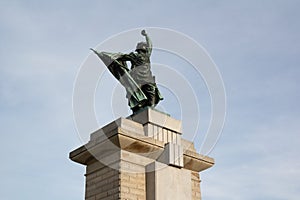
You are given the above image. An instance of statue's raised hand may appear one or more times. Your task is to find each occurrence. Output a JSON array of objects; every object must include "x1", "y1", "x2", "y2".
[{"x1": 141, "y1": 30, "x2": 147, "y2": 36}]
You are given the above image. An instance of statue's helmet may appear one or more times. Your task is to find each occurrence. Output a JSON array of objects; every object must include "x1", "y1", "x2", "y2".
[{"x1": 136, "y1": 42, "x2": 148, "y2": 52}]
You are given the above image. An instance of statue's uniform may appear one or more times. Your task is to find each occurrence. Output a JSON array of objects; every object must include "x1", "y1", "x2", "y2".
[
  {"x1": 120, "y1": 52, "x2": 158, "y2": 108},
  {"x1": 92, "y1": 32, "x2": 163, "y2": 113},
  {"x1": 122, "y1": 52, "x2": 154, "y2": 85}
]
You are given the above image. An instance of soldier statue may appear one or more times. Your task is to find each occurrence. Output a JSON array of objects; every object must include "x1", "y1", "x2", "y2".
[{"x1": 91, "y1": 30, "x2": 163, "y2": 113}]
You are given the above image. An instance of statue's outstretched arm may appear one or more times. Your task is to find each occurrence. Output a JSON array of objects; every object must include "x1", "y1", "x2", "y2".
[{"x1": 141, "y1": 30, "x2": 152, "y2": 56}]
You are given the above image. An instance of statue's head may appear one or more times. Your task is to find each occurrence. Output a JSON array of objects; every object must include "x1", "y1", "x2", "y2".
[{"x1": 136, "y1": 42, "x2": 148, "y2": 53}]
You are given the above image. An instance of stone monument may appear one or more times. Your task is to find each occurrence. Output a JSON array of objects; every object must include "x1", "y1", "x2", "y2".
[{"x1": 70, "y1": 30, "x2": 214, "y2": 200}]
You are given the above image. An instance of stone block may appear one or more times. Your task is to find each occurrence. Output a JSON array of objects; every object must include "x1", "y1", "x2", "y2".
[
  {"x1": 143, "y1": 123, "x2": 154, "y2": 137},
  {"x1": 90, "y1": 118, "x2": 144, "y2": 140},
  {"x1": 128, "y1": 108, "x2": 182, "y2": 133},
  {"x1": 146, "y1": 162, "x2": 192, "y2": 200},
  {"x1": 157, "y1": 143, "x2": 183, "y2": 168}
]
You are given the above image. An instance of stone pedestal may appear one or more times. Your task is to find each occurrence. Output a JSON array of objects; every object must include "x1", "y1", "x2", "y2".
[{"x1": 70, "y1": 108, "x2": 214, "y2": 200}]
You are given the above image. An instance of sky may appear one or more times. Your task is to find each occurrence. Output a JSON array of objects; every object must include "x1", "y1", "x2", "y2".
[{"x1": 1, "y1": 0, "x2": 300, "y2": 200}]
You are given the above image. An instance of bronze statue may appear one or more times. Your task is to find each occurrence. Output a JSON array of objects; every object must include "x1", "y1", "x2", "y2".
[{"x1": 91, "y1": 30, "x2": 163, "y2": 113}]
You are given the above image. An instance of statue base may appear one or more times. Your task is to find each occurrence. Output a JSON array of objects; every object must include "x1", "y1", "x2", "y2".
[{"x1": 69, "y1": 108, "x2": 214, "y2": 200}]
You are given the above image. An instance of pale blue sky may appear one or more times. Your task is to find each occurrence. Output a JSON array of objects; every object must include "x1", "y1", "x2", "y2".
[{"x1": 1, "y1": 0, "x2": 300, "y2": 199}]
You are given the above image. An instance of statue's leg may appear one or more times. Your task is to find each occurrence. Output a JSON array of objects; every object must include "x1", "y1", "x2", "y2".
[
  {"x1": 154, "y1": 83, "x2": 164, "y2": 105},
  {"x1": 141, "y1": 84, "x2": 156, "y2": 107}
]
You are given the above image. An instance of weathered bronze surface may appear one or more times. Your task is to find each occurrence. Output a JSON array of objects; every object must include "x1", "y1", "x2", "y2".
[{"x1": 91, "y1": 30, "x2": 163, "y2": 113}]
